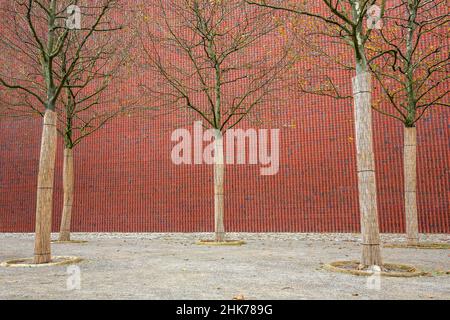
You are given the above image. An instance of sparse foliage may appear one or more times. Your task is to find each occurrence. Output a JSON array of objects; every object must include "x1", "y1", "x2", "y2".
[{"x1": 367, "y1": 0, "x2": 449, "y2": 244}]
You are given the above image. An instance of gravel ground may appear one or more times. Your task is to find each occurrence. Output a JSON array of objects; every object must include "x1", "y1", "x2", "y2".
[{"x1": 0, "y1": 233, "x2": 449, "y2": 300}]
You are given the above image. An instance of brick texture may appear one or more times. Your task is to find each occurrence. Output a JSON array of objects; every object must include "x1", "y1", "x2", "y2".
[{"x1": 0, "y1": 101, "x2": 448, "y2": 233}]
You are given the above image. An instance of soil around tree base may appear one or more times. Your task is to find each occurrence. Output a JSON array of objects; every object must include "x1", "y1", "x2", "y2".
[
  {"x1": 196, "y1": 240, "x2": 246, "y2": 246},
  {"x1": 51, "y1": 240, "x2": 88, "y2": 244},
  {"x1": 0, "y1": 256, "x2": 83, "y2": 268},
  {"x1": 383, "y1": 243, "x2": 450, "y2": 250},
  {"x1": 323, "y1": 260, "x2": 427, "y2": 277}
]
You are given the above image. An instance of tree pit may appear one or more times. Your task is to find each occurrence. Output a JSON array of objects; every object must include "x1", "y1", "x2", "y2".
[
  {"x1": 196, "y1": 240, "x2": 246, "y2": 246},
  {"x1": 0, "y1": 256, "x2": 83, "y2": 268},
  {"x1": 51, "y1": 240, "x2": 88, "y2": 244},
  {"x1": 323, "y1": 260, "x2": 426, "y2": 277},
  {"x1": 383, "y1": 243, "x2": 450, "y2": 250}
]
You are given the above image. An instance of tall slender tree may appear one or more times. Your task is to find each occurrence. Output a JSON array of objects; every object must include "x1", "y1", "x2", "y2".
[
  {"x1": 247, "y1": 0, "x2": 387, "y2": 266},
  {"x1": 368, "y1": 0, "x2": 449, "y2": 245},
  {"x1": 56, "y1": 26, "x2": 132, "y2": 242},
  {"x1": 137, "y1": 0, "x2": 289, "y2": 242},
  {"x1": 0, "y1": 0, "x2": 121, "y2": 263}
]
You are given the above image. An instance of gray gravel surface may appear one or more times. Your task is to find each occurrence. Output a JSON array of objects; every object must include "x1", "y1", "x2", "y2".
[{"x1": 1, "y1": 233, "x2": 449, "y2": 300}]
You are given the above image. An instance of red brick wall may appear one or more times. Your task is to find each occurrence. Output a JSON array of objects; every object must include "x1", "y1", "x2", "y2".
[{"x1": 0, "y1": 100, "x2": 448, "y2": 233}]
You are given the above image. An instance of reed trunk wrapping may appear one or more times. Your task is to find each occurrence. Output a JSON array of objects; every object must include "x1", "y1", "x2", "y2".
[
  {"x1": 404, "y1": 126, "x2": 418, "y2": 245},
  {"x1": 214, "y1": 130, "x2": 225, "y2": 242},
  {"x1": 59, "y1": 147, "x2": 74, "y2": 242},
  {"x1": 352, "y1": 72, "x2": 382, "y2": 266}
]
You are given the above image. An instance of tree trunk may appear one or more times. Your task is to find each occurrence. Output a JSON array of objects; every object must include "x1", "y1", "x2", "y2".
[
  {"x1": 59, "y1": 147, "x2": 74, "y2": 242},
  {"x1": 214, "y1": 130, "x2": 225, "y2": 242},
  {"x1": 404, "y1": 126, "x2": 418, "y2": 245},
  {"x1": 34, "y1": 110, "x2": 57, "y2": 264},
  {"x1": 352, "y1": 72, "x2": 382, "y2": 267}
]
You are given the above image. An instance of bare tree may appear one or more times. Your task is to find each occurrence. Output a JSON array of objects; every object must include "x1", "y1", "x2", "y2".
[
  {"x1": 55, "y1": 23, "x2": 134, "y2": 242},
  {"x1": 368, "y1": 0, "x2": 449, "y2": 245},
  {"x1": 137, "y1": 0, "x2": 289, "y2": 242},
  {"x1": 0, "y1": 0, "x2": 122, "y2": 263},
  {"x1": 247, "y1": 0, "x2": 387, "y2": 267}
]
